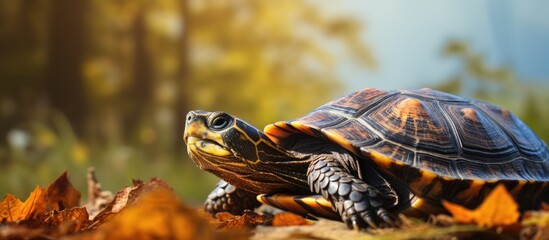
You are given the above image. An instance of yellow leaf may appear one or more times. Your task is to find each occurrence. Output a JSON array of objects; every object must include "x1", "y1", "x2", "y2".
[
  {"x1": 19, "y1": 186, "x2": 45, "y2": 220},
  {"x1": 442, "y1": 184, "x2": 520, "y2": 227},
  {"x1": 0, "y1": 172, "x2": 81, "y2": 222},
  {"x1": 94, "y1": 189, "x2": 245, "y2": 240},
  {"x1": 0, "y1": 194, "x2": 23, "y2": 221}
]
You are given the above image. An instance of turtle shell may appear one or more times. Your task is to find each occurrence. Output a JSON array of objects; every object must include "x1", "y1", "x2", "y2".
[{"x1": 264, "y1": 88, "x2": 549, "y2": 208}]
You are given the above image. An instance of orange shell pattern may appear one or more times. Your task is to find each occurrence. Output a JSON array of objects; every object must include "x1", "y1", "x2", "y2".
[{"x1": 265, "y1": 88, "x2": 549, "y2": 182}]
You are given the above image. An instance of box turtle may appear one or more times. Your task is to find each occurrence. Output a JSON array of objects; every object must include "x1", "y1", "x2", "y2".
[{"x1": 183, "y1": 88, "x2": 549, "y2": 230}]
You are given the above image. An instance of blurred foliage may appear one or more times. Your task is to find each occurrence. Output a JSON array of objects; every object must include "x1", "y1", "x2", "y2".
[
  {"x1": 0, "y1": 1, "x2": 374, "y2": 200},
  {"x1": 2, "y1": 1, "x2": 547, "y2": 207},
  {"x1": 434, "y1": 40, "x2": 549, "y2": 143}
]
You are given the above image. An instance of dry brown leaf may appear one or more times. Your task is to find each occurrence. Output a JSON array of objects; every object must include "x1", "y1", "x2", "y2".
[
  {"x1": 217, "y1": 211, "x2": 271, "y2": 230},
  {"x1": 272, "y1": 212, "x2": 311, "y2": 227},
  {"x1": 41, "y1": 207, "x2": 91, "y2": 232},
  {"x1": 88, "y1": 177, "x2": 176, "y2": 230},
  {"x1": 215, "y1": 212, "x2": 238, "y2": 222},
  {"x1": 1, "y1": 171, "x2": 81, "y2": 223},
  {"x1": 442, "y1": 184, "x2": 520, "y2": 227},
  {"x1": 86, "y1": 189, "x2": 245, "y2": 240},
  {"x1": 43, "y1": 172, "x2": 81, "y2": 211},
  {"x1": 83, "y1": 168, "x2": 114, "y2": 219}
]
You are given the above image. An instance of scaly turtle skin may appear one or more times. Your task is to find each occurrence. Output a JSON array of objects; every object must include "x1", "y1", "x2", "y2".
[{"x1": 183, "y1": 88, "x2": 549, "y2": 230}]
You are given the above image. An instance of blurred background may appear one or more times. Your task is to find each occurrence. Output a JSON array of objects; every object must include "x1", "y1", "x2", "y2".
[{"x1": 1, "y1": 0, "x2": 548, "y2": 204}]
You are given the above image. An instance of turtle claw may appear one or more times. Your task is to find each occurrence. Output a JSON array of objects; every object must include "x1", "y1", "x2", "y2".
[
  {"x1": 377, "y1": 208, "x2": 401, "y2": 228},
  {"x1": 351, "y1": 218, "x2": 360, "y2": 232},
  {"x1": 362, "y1": 211, "x2": 378, "y2": 228}
]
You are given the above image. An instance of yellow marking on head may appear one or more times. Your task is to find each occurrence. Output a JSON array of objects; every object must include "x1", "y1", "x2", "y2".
[{"x1": 185, "y1": 120, "x2": 231, "y2": 157}]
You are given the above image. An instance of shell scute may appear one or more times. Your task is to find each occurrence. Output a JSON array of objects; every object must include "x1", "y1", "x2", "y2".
[
  {"x1": 296, "y1": 110, "x2": 342, "y2": 130},
  {"x1": 416, "y1": 153, "x2": 457, "y2": 179},
  {"x1": 321, "y1": 119, "x2": 380, "y2": 154},
  {"x1": 443, "y1": 103, "x2": 517, "y2": 161},
  {"x1": 364, "y1": 96, "x2": 457, "y2": 154},
  {"x1": 328, "y1": 88, "x2": 389, "y2": 115},
  {"x1": 475, "y1": 100, "x2": 549, "y2": 161},
  {"x1": 360, "y1": 142, "x2": 414, "y2": 166}
]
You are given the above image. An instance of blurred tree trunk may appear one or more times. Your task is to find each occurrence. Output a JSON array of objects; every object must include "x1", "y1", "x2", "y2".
[
  {"x1": 129, "y1": 11, "x2": 153, "y2": 138},
  {"x1": 176, "y1": 0, "x2": 190, "y2": 152},
  {"x1": 46, "y1": 0, "x2": 87, "y2": 135}
]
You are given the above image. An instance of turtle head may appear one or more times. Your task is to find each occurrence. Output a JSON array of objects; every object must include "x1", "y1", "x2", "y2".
[{"x1": 184, "y1": 110, "x2": 309, "y2": 193}]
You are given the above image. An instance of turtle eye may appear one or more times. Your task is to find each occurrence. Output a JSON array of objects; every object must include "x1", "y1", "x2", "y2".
[{"x1": 210, "y1": 114, "x2": 231, "y2": 130}]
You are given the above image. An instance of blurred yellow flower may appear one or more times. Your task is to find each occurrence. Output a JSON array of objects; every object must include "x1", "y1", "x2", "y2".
[
  {"x1": 72, "y1": 143, "x2": 88, "y2": 165},
  {"x1": 34, "y1": 126, "x2": 57, "y2": 149}
]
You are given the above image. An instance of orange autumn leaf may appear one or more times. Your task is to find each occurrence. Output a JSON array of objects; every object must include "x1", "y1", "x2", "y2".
[
  {"x1": 89, "y1": 177, "x2": 174, "y2": 229},
  {"x1": 42, "y1": 172, "x2": 81, "y2": 211},
  {"x1": 0, "y1": 193, "x2": 24, "y2": 221},
  {"x1": 217, "y1": 211, "x2": 270, "y2": 230},
  {"x1": 442, "y1": 184, "x2": 520, "y2": 227},
  {"x1": 0, "y1": 186, "x2": 44, "y2": 222},
  {"x1": 272, "y1": 212, "x2": 311, "y2": 227},
  {"x1": 0, "y1": 172, "x2": 80, "y2": 222},
  {"x1": 41, "y1": 207, "x2": 90, "y2": 228},
  {"x1": 91, "y1": 189, "x2": 245, "y2": 240}
]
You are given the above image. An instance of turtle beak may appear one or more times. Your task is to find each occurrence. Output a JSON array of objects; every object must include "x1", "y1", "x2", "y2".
[
  {"x1": 183, "y1": 111, "x2": 199, "y2": 144},
  {"x1": 183, "y1": 110, "x2": 209, "y2": 143},
  {"x1": 184, "y1": 111, "x2": 232, "y2": 157}
]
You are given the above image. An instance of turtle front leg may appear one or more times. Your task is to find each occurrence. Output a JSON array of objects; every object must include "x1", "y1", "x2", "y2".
[
  {"x1": 307, "y1": 157, "x2": 401, "y2": 230},
  {"x1": 205, "y1": 180, "x2": 261, "y2": 216}
]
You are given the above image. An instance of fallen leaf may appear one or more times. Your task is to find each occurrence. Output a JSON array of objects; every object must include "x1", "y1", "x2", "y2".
[
  {"x1": 43, "y1": 171, "x2": 81, "y2": 212},
  {"x1": 0, "y1": 185, "x2": 44, "y2": 222},
  {"x1": 0, "y1": 194, "x2": 24, "y2": 222},
  {"x1": 442, "y1": 184, "x2": 520, "y2": 227},
  {"x1": 86, "y1": 189, "x2": 245, "y2": 240},
  {"x1": 217, "y1": 211, "x2": 271, "y2": 230},
  {"x1": 215, "y1": 212, "x2": 238, "y2": 222},
  {"x1": 272, "y1": 212, "x2": 311, "y2": 226},
  {"x1": 88, "y1": 177, "x2": 176, "y2": 230},
  {"x1": 1, "y1": 171, "x2": 81, "y2": 223},
  {"x1": 83, "y1": 168, "x2": 114, "y2": 219},
  {"x1": 40, "y1": 207, "x2": 91, "y2": 233}
]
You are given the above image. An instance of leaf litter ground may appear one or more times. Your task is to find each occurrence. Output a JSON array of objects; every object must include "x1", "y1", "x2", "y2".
[{"x1": 1, "y1": 170, "x2": 548, "y2": 240}]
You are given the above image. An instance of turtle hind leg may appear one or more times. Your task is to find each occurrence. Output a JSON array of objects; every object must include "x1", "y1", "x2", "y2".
[
  {"x1": 307, "y1": 155, "x2": 401, "y2": 230},
  {"x1": 205, "y1": 180, "x2": 261, "y2": 216}
]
